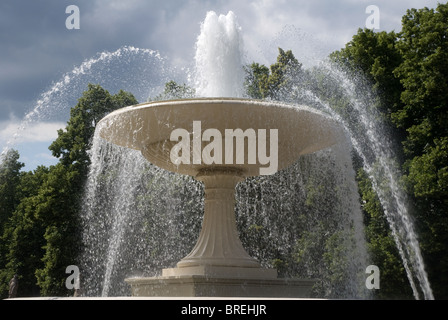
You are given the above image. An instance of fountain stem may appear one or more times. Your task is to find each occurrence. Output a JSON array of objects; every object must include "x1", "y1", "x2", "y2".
[{"x1": 177, "y1": 168, "x2": 260, "y2": 268}]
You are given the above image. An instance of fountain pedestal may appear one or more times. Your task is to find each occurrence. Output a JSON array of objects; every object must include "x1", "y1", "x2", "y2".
[
  {"x1": 176, "y1": 169, "x2": 260, "y2": 270},
  {"x1": 125, "y1": 168, "x2": 315, "y2": 297}
]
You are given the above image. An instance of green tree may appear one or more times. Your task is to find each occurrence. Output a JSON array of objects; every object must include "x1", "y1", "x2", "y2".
[
  {"x1": 330, "y1": 28, "x2": 404, "y2": 118},
  {"x1": 0, "y1": 149, "x2": 24, "y2": 241},
  {"x1": 394, "y1": 3, "x2": 448, "y2": 299},
  {"x1": 0, "y1": 149, "x2": 24, "y2": 297},
  {"x1": 0, "y1": 84, "x2": 139, "y2": 297},
  {"x1": 243, "y1": 63, "x2": 269, "y2": 99},
  {"x1": 328, "y1": 29, "x2": 415, "y2": 298},
  {"x1": 35, "y1": 84, "x2": 138, "y2": 296},
  {"x1": 393, "y1": 4, "x2": 448, "y2": 159},
  {"x1": 357, "y1": 169, "x2": 413, "y2": 299},
  {"x1": 33, "y1": 164, "x2": 83, "y2": 296},
  {"x1": 329, "y1": 3, "x2": 448, "y2": 299},
  {"x1": 50, "y1": 84, "x2": 138, "y2": 174},
  {"x1": 244, "y1": 48, "x2": 302, "y2": 100},
  {"x1": 0, "y1": 166, "x2": 49, "y2": 297},
  {"x1": 151, "y1": 80, "x2": 196, "y2": 101}
]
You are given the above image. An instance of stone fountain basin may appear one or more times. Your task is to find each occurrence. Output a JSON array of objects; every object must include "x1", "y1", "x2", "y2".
[
  {"x1": 97, "y1": 98, "x2": 345, "y2": 296},
  {"x1": 98, "y1": 98, "x2": 344, "y2": 177}
]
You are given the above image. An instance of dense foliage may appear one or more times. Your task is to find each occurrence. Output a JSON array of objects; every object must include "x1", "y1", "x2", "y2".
[
  {"x1": 330, "y1": 3, "x2": 448, "y2": 298},
  {"x1": 0, "y1": 85, "x2": 137, "y2": 297},
  {"x1": 243, "y1": 2, "x2": 448, "y2": 299}
]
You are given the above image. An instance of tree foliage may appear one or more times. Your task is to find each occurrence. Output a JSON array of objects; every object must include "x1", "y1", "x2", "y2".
[
  {"x1": 241, "y1": 3, "x2": 448, "y2": 299},
  {"x1": 0, "y1": 165, "x2": 49, "y2": 296},
  {"x1": 0, "y1": 150, "x2": 24, "y2": 232},
  {"x1": 329, "y1": 3, "x2": 448, "y2": 299},
  {"x1": 0, "y1": 84, "x2": 137, "y2": 297},
  {"x1": 330, "y1": 28, "x2": 404, "y2": 119},
  {"x1": 50, "y1": 84, "x2": 138, "y2": 173},
  {"x1": 244, "y1": 48, "x2": 302, "y2": 101},
  {"x1": 151, "y1": 80, "x2": 196, "y2": 101}
]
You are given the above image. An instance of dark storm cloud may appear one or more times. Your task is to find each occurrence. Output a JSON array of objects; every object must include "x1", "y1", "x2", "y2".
[
  {"x1": 0, "y1": 0, "x2": 442, "y2": 123},
  {"x1": 0, "y1": 0, "x2": 442, "y2": 172},
  {"x1": 0, "y1": 0, "x2": 96, "y2": 120},
  {"x1": 0, "y1": 0, "x2": 199, "y2": 121}
]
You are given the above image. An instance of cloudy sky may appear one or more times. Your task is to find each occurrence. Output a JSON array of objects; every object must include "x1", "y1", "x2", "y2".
[{"x1": 0, "y1": 0, "x2": 443, "y2": 170}]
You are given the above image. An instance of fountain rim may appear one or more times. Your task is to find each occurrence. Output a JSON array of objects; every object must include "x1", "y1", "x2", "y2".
[{"x1": 98, "y1": 97, "x2": 339, "y2": 122}]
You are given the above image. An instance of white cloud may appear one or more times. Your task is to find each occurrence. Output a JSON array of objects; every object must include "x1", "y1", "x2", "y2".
[
  {"x1": 13, "y1": 142, "x2": 60, "y2": 171},
  {"x1": 0, "y1": 119, "x2": 65, "y2": 146},
  {"x1": 1, "y1": 118, "x2": 64, "y2": 170}
]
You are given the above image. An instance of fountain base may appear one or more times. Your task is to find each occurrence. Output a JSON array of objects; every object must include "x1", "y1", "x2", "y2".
[
  {"x1": 125, "y1": 261, "x2": 316, "y2": 298},
  {"x1": 125, "y1": 275, "x2": 316, "y2": 298},
  {"x1": 162, "y1": 265, "x2": 277, "y2": 279}
]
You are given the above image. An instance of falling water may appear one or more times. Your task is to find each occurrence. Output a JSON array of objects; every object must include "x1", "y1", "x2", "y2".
[
  {"x1": 79, "y1": 10, "x2": 433, "y2": 299},
  {"x1": 81, "y1": 133, "x2": 204, "y2": 296},
  {"x1": 291, "y1": 61, "x2": 434, "y2": 300}
]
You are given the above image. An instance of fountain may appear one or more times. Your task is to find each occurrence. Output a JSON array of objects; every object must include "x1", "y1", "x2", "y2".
[
  {"x1": 96, "y1": 97, "x2": 345, "y2": 297},
  {"x1": 77, "y1": 11, "x2": 433, "y2": 299},
  {"x1": 85, "y1": 10, "x2": 360, "y2": 298}
]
